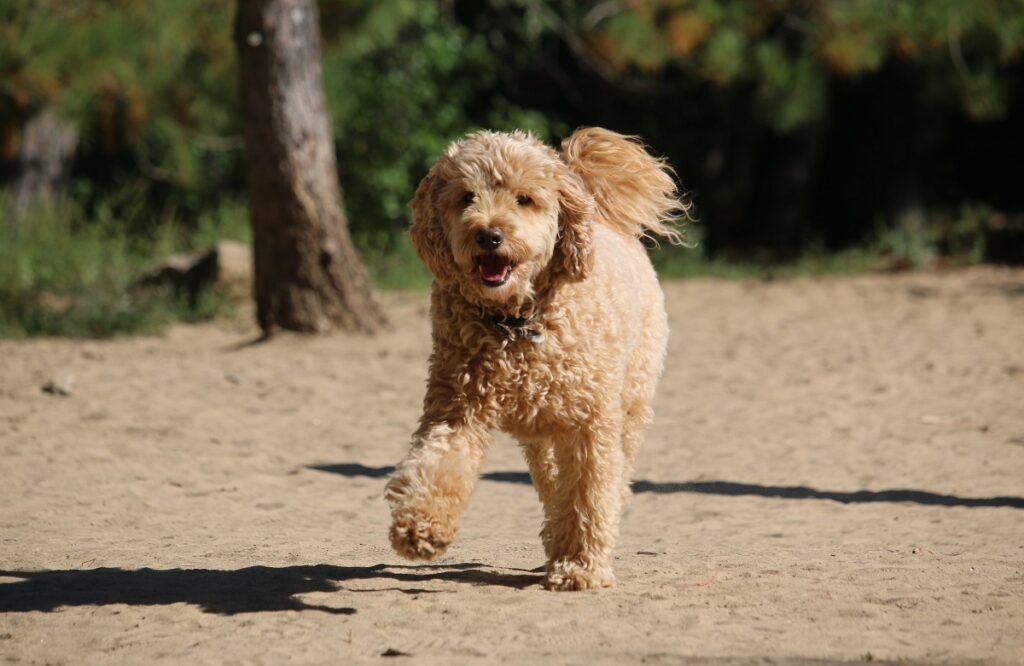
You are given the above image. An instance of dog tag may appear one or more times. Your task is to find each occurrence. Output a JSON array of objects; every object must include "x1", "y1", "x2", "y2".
[{"x1": 523, "y1": 329, "x2": 545, "y2": 344}]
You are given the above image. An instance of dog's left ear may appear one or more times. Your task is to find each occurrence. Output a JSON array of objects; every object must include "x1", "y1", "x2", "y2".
[{"x1": 551, "y1": 167, "x2": 595, "y2": 283}]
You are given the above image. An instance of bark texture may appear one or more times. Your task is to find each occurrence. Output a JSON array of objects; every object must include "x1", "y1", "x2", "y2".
[{"x1": 235, "y1": 0, "x2": 387, "y2": 334}]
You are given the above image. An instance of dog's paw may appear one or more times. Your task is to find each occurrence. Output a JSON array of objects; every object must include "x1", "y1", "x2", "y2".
[
  {"x1": 389, "y1": 512, "x2": 455, "y2": 561},
  {"x1": 543, "y1": 560, "x2": 615, "y2": 591}
]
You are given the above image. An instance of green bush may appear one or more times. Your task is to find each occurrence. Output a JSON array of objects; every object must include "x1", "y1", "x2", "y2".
[
  {"x1": 0, "y1": 192, "x2": 242, "y2": 338},
  {"x1": 322, "y1": 0, "x2": 557, "y2": 250}
]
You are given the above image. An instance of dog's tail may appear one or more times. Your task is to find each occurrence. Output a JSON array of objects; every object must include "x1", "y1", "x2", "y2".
[{"x1": 561, "y1": 127, "x2": 689, "y2": 244}]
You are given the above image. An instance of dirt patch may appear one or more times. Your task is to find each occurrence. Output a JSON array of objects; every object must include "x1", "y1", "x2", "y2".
[{"x1": 1, "y1": 268, "x2": 1022, "y2": 664}]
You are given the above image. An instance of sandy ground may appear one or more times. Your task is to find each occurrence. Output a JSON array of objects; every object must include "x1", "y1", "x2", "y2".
[{"x1": 1, "y1": 267, "x2": 1023, "y2": 665}]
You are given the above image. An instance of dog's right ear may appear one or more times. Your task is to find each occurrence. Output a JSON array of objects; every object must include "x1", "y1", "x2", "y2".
[
  {"x1": 410, "y1": 170, "x2": 458, "y2": 286},
  {"x1": 549, "y1": 167, "x2": 595, "y2": 284}
]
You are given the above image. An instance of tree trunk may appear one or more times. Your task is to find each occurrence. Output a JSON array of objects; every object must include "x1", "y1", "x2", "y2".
[
  {"x1": 13, "y1": 108, "x2": 78, "y2": 214},
  {"x1": 234, "y1": 0, "x2": 387, "y2": 334}
]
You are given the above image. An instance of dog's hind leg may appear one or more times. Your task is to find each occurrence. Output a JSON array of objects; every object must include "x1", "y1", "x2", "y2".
[
  {"x1": 620, "y1": 300, "x2": 668, "y2": 501},
  {"x1": 385, "y1": 421, "x2": 491, "y2": 560},
  {"x1": 619, "y1": 401, "x2": 654, "y2": 502}
]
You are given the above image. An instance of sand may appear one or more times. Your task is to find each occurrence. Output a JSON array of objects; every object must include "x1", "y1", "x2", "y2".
[{"x1": 1, "y1": 267, "x2": 1022, "y2": 665}]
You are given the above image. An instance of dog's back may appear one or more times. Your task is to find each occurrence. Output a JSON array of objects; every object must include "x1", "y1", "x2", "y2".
[{"x1": 558, "y1": 126, "x2": 681, "y2": 396}]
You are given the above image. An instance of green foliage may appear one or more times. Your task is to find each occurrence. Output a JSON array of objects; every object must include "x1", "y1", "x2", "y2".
[
  {"x1": 568, "y1": 0, "x2": 1024, "y2": 128},
  {"x1": 752, "y1": 46, "x2": 826, "y2": 132},
  {"x1": 873, "y1": 212, "x2": 939, "y2": 269},
  {"x1": 652, "y1": 205, "x2": 996, "y2": 279},
  {"x1": 1, "y1": 0, "x2": 241, "y2": 200},
  {"x1": 191, "y1": 199, "x2": 252, "y2": 251},
  {"x1": 0, "y1": 192, "x2": 240, "y2": 338},
  {"x1": 650, "y1": 223, "x2": 887, "y2": 279},
  {"x1": 870, "y1": 203, "x2": 997, "y2": 268},
  {"x1": 361, "y1": 233, "x2": 434, "y2": 291},
  {"x1": 598, "y1": 10, "x2": 672, "y2": 72},
  {"x1": 950, "y1": 204, "x2": 995, "y2": 263},
  {"x1": 321, "y1": 1, "x2": 555, "y2": 249},
  {"x1": 2, "y1": 0, "x2": 553, "y2": 252}
]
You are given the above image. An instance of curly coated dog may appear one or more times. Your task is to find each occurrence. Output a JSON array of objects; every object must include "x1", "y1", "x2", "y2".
[{"x1": 385, "y1": 127, "x2": 685, "y2": 590}]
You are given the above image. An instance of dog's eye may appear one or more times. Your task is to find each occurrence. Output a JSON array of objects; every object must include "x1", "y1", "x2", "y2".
[
  {"x1": 462, "y1": 192, "x2": 476, "y2": 207},
  {"x1": 516, "y1": 194, "x2": 533, "y2": 206}
]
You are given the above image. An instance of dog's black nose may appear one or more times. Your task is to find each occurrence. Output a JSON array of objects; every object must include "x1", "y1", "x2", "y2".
[{"x1": 475, "y1": 228, "x2": 504, "y2": 251}]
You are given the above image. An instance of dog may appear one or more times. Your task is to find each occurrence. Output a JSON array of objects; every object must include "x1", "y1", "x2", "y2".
[{"x1": 385, "y1": 127, "x2": 685, "y2": 590}]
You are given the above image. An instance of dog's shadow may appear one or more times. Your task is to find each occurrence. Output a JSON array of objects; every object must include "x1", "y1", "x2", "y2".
[
  {"x1": 313, "y1": 463, "x2": 1024, "y2": 509},
  {"x1": 0, "y1": 562, "x2": 542, "y2": 616}
]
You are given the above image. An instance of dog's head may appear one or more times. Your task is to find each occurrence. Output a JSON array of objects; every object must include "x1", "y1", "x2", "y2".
[{"x1": 410, "y1": 130, "x2": 594, "y2": 308}]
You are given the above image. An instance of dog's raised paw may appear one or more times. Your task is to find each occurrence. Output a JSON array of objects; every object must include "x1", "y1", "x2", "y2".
[
  {"x1": 389, "y1": 514, "x2": 454, "y2": 561},
  {"x1": 543, "y1": 560, "x2": 615, "y2": 591}
]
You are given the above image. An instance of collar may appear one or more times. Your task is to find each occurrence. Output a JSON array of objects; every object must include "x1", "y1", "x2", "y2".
[{"x1": 487, "y1": 311, "x2": 545, "y2": 344}]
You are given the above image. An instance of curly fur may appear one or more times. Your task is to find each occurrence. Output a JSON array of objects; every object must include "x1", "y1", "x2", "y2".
[{"x1": 386, "y1": 127, "x2": 685, "y2": 590}]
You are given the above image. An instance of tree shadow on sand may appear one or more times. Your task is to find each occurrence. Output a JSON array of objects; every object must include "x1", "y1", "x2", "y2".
[
  {"x1": 629, "y1": 480, "x2": 1024, "y2": 508},
  {"x1": 311, "y1": 463, "x2": 1024, "y2": 509},
  {"x1": 0, "y1": 562, "x2": 541, "y2": 616}
]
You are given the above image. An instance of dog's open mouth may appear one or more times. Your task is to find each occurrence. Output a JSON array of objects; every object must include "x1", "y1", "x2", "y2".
[{"x1": 477, "y1": 254, "x2": 515, "y2": 287}]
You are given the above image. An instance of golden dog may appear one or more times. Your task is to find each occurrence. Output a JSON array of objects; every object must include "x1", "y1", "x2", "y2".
[{"x1": 386, "y1": 127, "x2": 685, "y2": 590}]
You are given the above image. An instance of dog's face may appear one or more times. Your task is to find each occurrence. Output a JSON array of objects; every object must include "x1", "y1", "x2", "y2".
[{"x1": 410, "y1": 131, "x2": 594, "y2": 307}]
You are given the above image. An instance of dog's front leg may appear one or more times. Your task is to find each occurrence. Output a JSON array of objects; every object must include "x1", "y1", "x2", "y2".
[
  {"x1": 385, "y1": 417, "x2": 490, "y2": 560},
  {"x1": 541, "y1": 414, "x2": 625, "y2": 590}
]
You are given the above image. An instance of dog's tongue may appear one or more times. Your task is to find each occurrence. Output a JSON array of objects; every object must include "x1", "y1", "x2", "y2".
[{"x1": 478, "y1": 255, "x2": 511, "y2": 282}]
